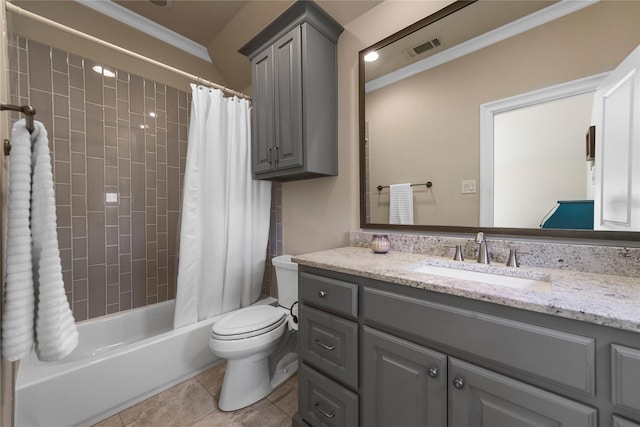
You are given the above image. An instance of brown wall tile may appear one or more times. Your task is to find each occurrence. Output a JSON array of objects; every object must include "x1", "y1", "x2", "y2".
[
  {"x1": 84, "y1": 60, "x2": 104, "y2": 105},
  {"x1": 10, "y1": 35, "x2": 281, "y2": 322},
  {"x1": 131, "y1": 212, "x2": 146, "y2": 260},
  {"x1": 86, "y1": 103, "x2": 105, "y2": 158},
  {"x1": 28, "y1": 41, "x2": 52, "y2": 92},
  {"x1": 132, "y1": 260, "x2": 146, "y2": 308},
  {"x1": 86, "y1": 157, "x2": 104, "y2": 211},
  {"x1": 88, "y1": 264, "x2": 106, "y2": 318},
  {"x1": 87, "y1": 212, "x2": 106, "y2": 265}
]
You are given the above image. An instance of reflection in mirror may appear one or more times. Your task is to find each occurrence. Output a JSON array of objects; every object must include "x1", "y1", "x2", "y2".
[{"x1": 360, "y1": 0, "x2": 640, "y2": 240}]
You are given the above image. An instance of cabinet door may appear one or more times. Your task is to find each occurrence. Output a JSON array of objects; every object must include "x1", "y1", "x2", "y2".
[
  {"x1": 251, "y1": 45, "x2": 275, "y2": 174},
  {"x1": 299, "y1": 364, "x2": 359, "y2": 427},
  {"x1": 362, "y1": 326, "x2": 447, "y2": 427},
  {"x1": 299, "y1": 304, "x2": 358, "y2": 389},
  {"x1": 612, "y1": 344, "x2": 640, "y2": 414},
  {"x1": 448, "y1": 358, "x2": 597, "y2": 427},
  {"x1": 273, "y1": 26, "x2": 303, "y2": 171}
]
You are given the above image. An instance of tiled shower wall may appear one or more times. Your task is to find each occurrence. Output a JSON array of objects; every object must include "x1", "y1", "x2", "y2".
[{"x1": 8, "y1": 35, "x2": 283, "y2": 321}]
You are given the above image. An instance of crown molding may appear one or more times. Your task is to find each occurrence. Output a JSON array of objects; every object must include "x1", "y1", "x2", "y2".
[
  {"x1": 366, "y1": 0, "x2": 599, "y2": 93},
  {"x1": 74, "y1": 0, "x2": 212, "y2": 63}
]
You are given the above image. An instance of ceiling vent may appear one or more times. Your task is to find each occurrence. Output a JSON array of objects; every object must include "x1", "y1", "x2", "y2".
[{"x1": 404, "y1": 38, "x2": 441, "y2": 58}]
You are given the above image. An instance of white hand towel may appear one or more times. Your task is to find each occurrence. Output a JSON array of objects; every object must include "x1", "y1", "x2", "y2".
[
  {"x1": 389, "y1": 183, "x2": 414, "y2": 225},
  {"x1": 2, "y1": 120, "x2": 36, "y2": 361},
  {"x1": 30, "y1": 121, "x2": 78, "y2": 361},
  {"x1": 1, "y1": 120, "x2": 78, "y2": 362}
]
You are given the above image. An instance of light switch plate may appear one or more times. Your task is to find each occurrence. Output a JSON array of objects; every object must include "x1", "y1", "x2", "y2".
[{"x1": 462, "y1": 180, "x2": 476, "y2": 194}]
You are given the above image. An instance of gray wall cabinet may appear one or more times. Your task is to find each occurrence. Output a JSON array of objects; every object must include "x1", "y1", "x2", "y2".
[
  {"x1": 239, "y1": 1, "x2": 343, "y2": 181},
  {"x1": 295, "y1": 265, "x2": 640, "y2": 427}
]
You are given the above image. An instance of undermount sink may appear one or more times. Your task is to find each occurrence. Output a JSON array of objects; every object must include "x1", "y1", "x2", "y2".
[{"x1": 406, "y1": 261, "x2": 552, "y2": 291}]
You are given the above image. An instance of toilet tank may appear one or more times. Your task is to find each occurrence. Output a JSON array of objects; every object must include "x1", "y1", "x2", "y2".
[{"x1": 272, "y1": 255, "x2": 298, "y2": 309}]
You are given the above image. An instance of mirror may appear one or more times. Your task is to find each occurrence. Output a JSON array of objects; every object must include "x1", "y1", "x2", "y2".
[{"x1": 359, "y1": 0, "x2": 640, "y2": 240}]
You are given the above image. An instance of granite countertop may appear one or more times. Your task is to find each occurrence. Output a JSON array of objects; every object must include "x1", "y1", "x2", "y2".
[{"x1": 293, "y1": 246, "x2": 640, "y2": 334}]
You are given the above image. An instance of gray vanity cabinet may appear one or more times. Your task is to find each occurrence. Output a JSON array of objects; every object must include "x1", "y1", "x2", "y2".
[
  {"x1": 295, "y1": 265, "x2": 640, "y2": 427},
  {"x1": 238, "y1": 1, "x2": 343, "y2": 181},
  {"x1": 361, "y1": 311, "x2": 596, "y2": 427},
  {"x1": 296, "y1": 272, "x2": 359, "y2": 427},
  {"x1": 362, "y1": 326, "x2": 447, "y2": 427},
  {"x1": 448, "y1": 358, "x2": 597, "y2": 427}
]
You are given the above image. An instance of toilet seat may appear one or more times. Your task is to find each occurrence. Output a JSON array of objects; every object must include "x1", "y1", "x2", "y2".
[{"x1": 211, "y1": 305, "x2": 287, "y2": 341}]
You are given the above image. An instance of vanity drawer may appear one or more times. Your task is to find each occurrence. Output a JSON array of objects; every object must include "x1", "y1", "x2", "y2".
[
  {"x1": 299, "y1": 304, "x2": 358, "y2": 389},
  {"x1": 612, "y1": 344, "x2": 640, "y2": 413},
  {"x1": 299, "y1": 363, "x2": 359, "y2": 427},
  {"x1": 300, "y1": 272, "x2": 358, "y2": 319},
  {"x1": 363, "y1": 287, "x2": 595, "y2": 395}
]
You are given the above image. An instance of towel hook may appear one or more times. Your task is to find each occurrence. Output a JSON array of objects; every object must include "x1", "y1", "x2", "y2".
[{"x1": 1, "y1": 103, "x2": 37, "y2": 155}]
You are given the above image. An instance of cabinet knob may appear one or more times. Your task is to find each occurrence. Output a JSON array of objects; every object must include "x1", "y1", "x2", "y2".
[
  {"x1": 318, "y1": 290, "x2": 327, "y2": 298},
  {"x1": 428, "y1": 367, "x2": 439, "y2": 378},
  {"x1": 452, "y1": 377, "x2": 465, "y2": 390},
  {"x1": 314, "y1": 402, "x2": 335, "y2": 419}
]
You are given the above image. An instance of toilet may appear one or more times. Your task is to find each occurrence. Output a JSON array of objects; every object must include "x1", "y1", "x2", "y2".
[{"x1": 209, "y1": 255, "x2": 299, "y2": 411}]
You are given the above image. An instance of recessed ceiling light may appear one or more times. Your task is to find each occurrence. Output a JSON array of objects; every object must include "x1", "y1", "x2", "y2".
[{"x1": 364, "y1": 51, "x2": 379, "y2": 62}]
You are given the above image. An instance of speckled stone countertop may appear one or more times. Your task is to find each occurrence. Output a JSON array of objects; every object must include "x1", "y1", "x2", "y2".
[{"x1": 293, "y1": 247, "x2": 640, "y2": 334}]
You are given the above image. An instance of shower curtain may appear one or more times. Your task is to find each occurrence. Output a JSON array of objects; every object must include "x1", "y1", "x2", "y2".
[{"x1": 173, "y1": 85, "x2": 271, "y2": 329}]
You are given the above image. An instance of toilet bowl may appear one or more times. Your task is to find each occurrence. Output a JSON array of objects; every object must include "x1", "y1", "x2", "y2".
[{"x1": 209, "y1": 255, "x2": 298, "y2": 411}]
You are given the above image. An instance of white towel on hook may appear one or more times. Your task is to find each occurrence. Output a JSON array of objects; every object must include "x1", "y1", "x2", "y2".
[
  {"x1": 2, "y1": 119, "x2": 36, "y2": 361},
  {"x1": 389, "y1": 183, "x2": 414, "y2": 225},
  {"x1": 31, "y1": 121, "x2": 78, "y2": 361},
  {"x1": 2, "y1": 120, "x2": 78, "y2": 362}
]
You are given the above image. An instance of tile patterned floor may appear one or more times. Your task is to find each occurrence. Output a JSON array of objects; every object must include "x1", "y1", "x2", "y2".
[{"x1": 93, "y1": 362, "x2": 297, "y2": 427}]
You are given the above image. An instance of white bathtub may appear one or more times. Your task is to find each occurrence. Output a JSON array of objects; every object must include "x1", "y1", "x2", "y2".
[{"x1": 15, "y1": 298, "x2": 275, "y2": 427}]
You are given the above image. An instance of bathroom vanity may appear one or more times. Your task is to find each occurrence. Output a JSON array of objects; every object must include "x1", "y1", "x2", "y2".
[{"x1": 292, "y1": 247, "x2": 640, "y2": 427}]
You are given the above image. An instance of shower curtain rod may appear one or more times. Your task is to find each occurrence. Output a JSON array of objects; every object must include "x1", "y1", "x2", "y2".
[{"x1": 5, "y1": 2, "x2": 251, "y2": 100}]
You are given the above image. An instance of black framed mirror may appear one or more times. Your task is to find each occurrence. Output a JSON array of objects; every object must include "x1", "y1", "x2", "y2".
[{"x1": 359, "y1": 0, "x2": 640, "y2": 241}]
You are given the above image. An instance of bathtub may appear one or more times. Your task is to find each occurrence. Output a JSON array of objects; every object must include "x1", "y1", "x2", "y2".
[{"x1": 15, "y1": 297, "x2": 275, "y2": 427}]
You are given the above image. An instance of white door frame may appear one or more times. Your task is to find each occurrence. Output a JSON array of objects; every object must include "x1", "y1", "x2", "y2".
[{"x1": 479, "y1": 73, "x2": 609, "y2": 227}]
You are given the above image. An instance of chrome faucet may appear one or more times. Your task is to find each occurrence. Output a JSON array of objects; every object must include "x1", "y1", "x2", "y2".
[{"x1": 475, "y1": 232, "x2": 490, "y2": 264}]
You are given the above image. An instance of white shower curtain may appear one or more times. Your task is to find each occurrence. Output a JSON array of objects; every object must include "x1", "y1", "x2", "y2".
[{"x1": 174, "y1": 85, "x2": 271, "y2": 329}]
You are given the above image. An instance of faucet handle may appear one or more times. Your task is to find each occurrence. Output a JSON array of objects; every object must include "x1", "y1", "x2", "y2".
[
  {"x1": 445, "y1": 245, "x2": 464, "y2": 261},
  {"x1": 506, "y1": 248, "x2": 530, "y2": 267}
]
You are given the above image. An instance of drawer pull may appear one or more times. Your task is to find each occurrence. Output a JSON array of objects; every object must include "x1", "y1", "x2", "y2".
[
  {"x1": 314, "y1": 402, "x2": 335, "y2": 419},
  {"x1": 428, "y1": 367, "x2": 439, "y2": 378},
  {"x1": 318, "y1": 290, "x2": 327, "y2": 297},
  {"x1": 453, "y1": 376, "x2": 465, "y2": 390},
  {"x1": 314, "y1": 338, "x2": 335, "y2": 351}
]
